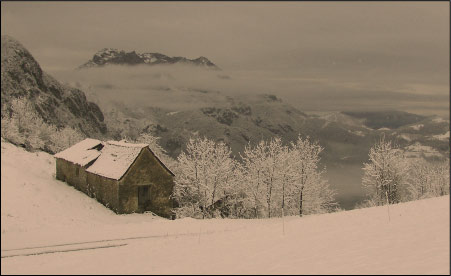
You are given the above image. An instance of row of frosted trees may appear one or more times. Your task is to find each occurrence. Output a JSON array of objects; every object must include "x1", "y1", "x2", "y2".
[
  {"x1": 171, "y1": 135, "x2": 449, "y2": 219},
  {"x1": 360, "y1": 136, "x2": 449, "y2": 208},
  {"x1": 173, "y1": 136, "x2": 337, "y2": 219}
]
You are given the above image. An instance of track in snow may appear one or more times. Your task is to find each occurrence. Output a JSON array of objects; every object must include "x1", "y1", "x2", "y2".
[
  {"x1": 1, "y1": 243, "x2": 128, "y2": 258},
  {"x1": 1, "y1": 226, "x2": 245, "y2": 258}
]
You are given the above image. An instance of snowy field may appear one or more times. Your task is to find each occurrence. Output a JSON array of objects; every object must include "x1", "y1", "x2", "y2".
[{"x1": 1, "y1": 141, "x2": 449, "y2": 274}]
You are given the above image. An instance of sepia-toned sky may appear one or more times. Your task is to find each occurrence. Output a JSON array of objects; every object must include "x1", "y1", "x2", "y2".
[{"x1": 1, "y1": 1, "x2": 449, "y2": 115}]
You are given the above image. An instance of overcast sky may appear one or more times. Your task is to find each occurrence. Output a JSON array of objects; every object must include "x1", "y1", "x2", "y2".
[{"x1": 1, "y1": 1, "x2": 449, "y2": 115}]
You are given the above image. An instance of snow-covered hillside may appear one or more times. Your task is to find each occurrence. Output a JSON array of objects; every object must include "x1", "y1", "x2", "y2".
[{"x1": 1, "y1": 141, "x2": 449, "y2": 274}]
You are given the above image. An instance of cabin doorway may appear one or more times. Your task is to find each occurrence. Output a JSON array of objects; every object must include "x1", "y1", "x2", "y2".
[{"x1": 138, "y1": 185, "x2": 151, "y2": 211}]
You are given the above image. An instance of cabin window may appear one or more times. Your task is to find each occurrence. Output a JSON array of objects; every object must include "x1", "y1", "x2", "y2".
[{"x1": 138, "y1": 185, "x2": 151, "y2": 209}]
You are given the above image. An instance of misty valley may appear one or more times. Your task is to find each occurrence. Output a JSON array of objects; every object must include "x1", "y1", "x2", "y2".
[{"x1": 1, "y1": 36, "x2": 449, "y2": 212}]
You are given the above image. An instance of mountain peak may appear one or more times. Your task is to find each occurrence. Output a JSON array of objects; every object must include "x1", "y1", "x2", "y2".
[{"x1": 79, "y1": 49, "x2": 220, "y2": 70}]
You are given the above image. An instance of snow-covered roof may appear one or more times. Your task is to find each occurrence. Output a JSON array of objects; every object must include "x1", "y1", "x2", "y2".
[
  {"x1": 85, "y1": 141, "x2": 148, "y2": 180},
  {"x1": 56, "y1": 139, "x2": 174, "y2": 180},
  {"x1": 54, "y1": 138, "x2": 103, "y2": 166}
]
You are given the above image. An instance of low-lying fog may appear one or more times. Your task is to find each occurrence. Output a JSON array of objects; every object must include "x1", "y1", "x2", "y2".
[
  {"x1": 53, "y1": 65, "x2": 449, "y2": 118},
  {"x1": 51, "y1": 65, "x2": 448, "y2": 210}
]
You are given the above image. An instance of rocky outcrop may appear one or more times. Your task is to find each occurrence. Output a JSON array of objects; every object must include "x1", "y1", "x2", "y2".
[{"x1": 1, "y1": 35, "x2": 107, "y2": 137}]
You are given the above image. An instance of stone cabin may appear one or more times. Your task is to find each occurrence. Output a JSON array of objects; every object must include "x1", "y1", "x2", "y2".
[{"x1": 54, "y1": 138, "x2": 175, "y2": 219}]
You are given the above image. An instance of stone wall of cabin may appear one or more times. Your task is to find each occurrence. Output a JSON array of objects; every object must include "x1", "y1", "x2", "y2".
[
  {"x1": 55, "y1": 159, "x2": 88, "y2": 193},
  {"x1": 86, "y1": 172, "x2": 120, "y2": 212},
  {"x1": 119, "y1": 148, "x2": 174, "y2": 218}
]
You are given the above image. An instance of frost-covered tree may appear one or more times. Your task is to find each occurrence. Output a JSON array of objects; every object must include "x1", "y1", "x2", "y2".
[
  {"x1": 406, "y1": 158, "x2": 430, "y2": 200},
  {"x1": 362, "y1": 137, "x2": 409, "y2": 205},
  {"x1": 135, "y1": 133, "x2": 165, "y2": 157},
  {"x1": 262, "y1": 137, "x2": 286, "y2": 218},
  {"x1": 286, "y1": 136, "x2": 336, "y2": 216},
  {"x1": 1, "y1": 97, "x2": 47, "y2": 149},
  {"x1": 175, "y1": 137, "x2": 236, "y2": 218},
  {"x1": 225, "y1": 165, "x2": 252, "y2": 218},
  {"x1": 300, "y1": 172, "x2": 337, "y2": 215},
  {"x1": 432, "y1": 160, "x2": 450, "y2": 197},
  {"x1": 1, "y1": 97, "x2": 85, "y2": 153},
  {"x1": 134, "y1": 132, "x2": 176, "y2": 170},
  {"x1": 240, "y1": 141, "x2": 268, "y2": 218},
  {"x1": 278, "y1": 143, "x2": 295, "y2": 218},
  {"x1": 406, "y1": 158, "x2": 450, "y2": 200},
  {"x1": 241, "y1": 136, "x2": 335, "y2": 218},
  {"x1": 240, "y1": 137, "x2": 288, "y2": 218},
  {"x1": 288, "y1": 136, "x2": 323, "y2": 216},
  {"x1": 49, "y1": 126, "x2": 85, "y2": 153}
]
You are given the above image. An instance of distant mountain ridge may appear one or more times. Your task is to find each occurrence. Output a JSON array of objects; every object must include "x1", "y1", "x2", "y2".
[
  {"x1": 103, "y1": 92, "x2": 449, "y2": 166},
  {"x1": 342, "y1": 111, "x2": 427, "y2": 130},
  {"x1": 1, "y1": 35, "x2": 107, "y2": 137},
  {"x1": 79, "y1": 48, "x2": 220, "y2": 70}
]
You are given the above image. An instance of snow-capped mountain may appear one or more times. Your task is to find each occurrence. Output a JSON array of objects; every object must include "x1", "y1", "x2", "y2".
[{"x1": 78, "y1": 48, "x2": 220, "y2": 70}]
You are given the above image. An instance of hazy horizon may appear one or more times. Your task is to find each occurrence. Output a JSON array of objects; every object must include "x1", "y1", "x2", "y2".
[{"x1": 1, "y1": 1, "x2": 449, "y2": 117}]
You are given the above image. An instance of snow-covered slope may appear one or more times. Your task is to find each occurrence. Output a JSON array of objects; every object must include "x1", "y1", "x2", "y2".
[{"x1": 1, "y1": 141, "x2": 449, "y2": 274}]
